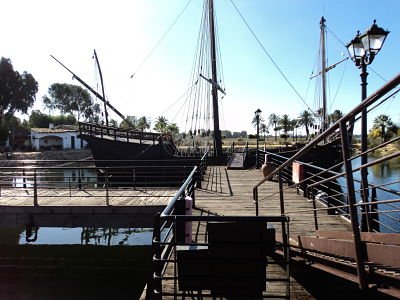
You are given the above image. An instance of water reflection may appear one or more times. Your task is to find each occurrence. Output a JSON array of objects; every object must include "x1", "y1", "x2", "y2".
[
  {"x1": 0, "y1": 225, "x2": 153, "y2": 299},
  {"x1": 350, "y1": 155, "x2": 400, "y2": 232},
  {"x1": 12, "y1": 168, "x2": 98, "y2": 188},
  {"x1": 0, "y1": 225, "x2": 153, "y2": 246}
]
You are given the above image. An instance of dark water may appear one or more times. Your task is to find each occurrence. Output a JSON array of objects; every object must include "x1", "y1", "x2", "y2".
[
  {"x1": 0, "y1": 226, "x2": 154, "y2": 300},
  {"x1": 348, "y1": 155, "x2": 400, "y2": 232}
]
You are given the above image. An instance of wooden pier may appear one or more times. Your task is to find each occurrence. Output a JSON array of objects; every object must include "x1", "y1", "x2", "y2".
[
  {"x1": 0, "y1": 186, "x2": 177, "y2": 227},
  {"x1": 141, "y1": 166, "x2": 358, "y2": 299}
]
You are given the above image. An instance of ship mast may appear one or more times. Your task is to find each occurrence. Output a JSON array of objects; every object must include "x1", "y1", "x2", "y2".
[
  {"x1": 93, "y1": 49, "x2": 109, "y2": 127},
  {"x1": 208, "y1": 0, "x2": 222, "y2": 158},
  {"x1": 320, "y1": 16, "x2": 328, "y2": 132}
]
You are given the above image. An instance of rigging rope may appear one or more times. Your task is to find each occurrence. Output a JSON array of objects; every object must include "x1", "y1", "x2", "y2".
[
  {"x1": 229, "y1": 0, "x2": 312, "y2": 111},
  {"x1": 129, "y1": 0, "x2": 193, "y2": 79}
]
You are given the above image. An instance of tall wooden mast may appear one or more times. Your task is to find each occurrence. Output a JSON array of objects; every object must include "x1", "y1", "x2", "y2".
[
  {"x1": 93, "y1": 49, "x2": 109, "y2": 127},
  {"x1": 320, "y1": 16, "x2": 328, "y2": 132},
  {"x1": 208, "y1": 0, "x2": 222, "y2": 158}
]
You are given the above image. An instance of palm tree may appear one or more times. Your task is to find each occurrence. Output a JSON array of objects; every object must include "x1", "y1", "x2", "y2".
[
  {"x1": 298, "y1": 110, "x2": 315, "y2": 140},
  {"x1": 260, "y1": 123, "x2": 269, "y2": 142},
  {"x1": 119, "y1": 115, "x2": 137, "y2": 129},
  {"x1": 167, "y1": 123, "x2": 179, "y2": 135},
  {"x1": 291, "y1": 119, "x2": 300, "y2": 142},
  {"x1": 372, "y1": 114, "x2": 394, "y2": 142},
  {"x1": 153, "y1": 116, "x2": 168, "y2": 133},
  {"x1": 268, "y1": 113, "x2": 280, "y2": 142},
  {"x1": 137, "y1": 116, "x2": 150, "y2": 131},
  {"x1": 252, "y1": 115, "x2": 265, "y2": 130},
  {"x1": 328, "y1": 109, "x2": 343, "y2": 125},
  {"x1": 279, "y1": 114, "x2": 291, "y2": 146}
]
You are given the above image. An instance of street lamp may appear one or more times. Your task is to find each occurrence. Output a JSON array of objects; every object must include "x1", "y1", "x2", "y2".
[
  {"x1": 255, "y1": 108, "x2": 262, "y2": 169},
  {"x1": 346, "y1": 20, "x2": 389, "y2": 230}
]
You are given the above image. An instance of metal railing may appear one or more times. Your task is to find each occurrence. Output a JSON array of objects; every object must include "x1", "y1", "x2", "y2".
[
  {"x1": 253, "y1": 73, "x2": 400, "y2": 291},
  {"x1": 0, "y1": 154, "x2": 209, "y2": 206},
  {"x1": 145, "y1": 153, "x2": 291, "y2": 299}
]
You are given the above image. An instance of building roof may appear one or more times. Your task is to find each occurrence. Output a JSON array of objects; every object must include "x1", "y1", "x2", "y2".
[{"x1": 31, "y1": 127, "x2": 78, "y2": 134}]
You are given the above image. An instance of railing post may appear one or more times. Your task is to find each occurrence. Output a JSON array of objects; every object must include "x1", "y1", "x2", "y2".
[
  {"x1": 339, "y1": 121, "x2": 367, "y2": 290},
  {"x1": 370, "y1": 187, "x2": 380, "y2": 232},
  {"x1": 105, "y1": 168, "x2": 109, "y2": 206},
  {"x1": 278, "y1": 169, "x2": 285, "y2": 216},
  {"x1": 133, "y1": 168, "x2": 137, "y2": 189},
  {"x1": 310, "y1": 187, "x2": 318, "y2": 231},
  {"x1": 147, "y1": 212, "x2": 162, "y2": 300},
  {"x1": 22, "y1": 163, "x2": 26, "y2": 189},
  {"x1": 254, "y1": 187, "x2": 259, "y2": 216},
  {"x1": 33, "y1": 169, "x2": 38, "y2": 206},
  {"x1": 78, "y1": 163, "x2": 82, "y2": 190}
]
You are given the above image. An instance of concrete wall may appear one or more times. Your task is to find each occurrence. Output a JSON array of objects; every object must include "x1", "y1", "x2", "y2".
[{"x1": 31, "y1": 130, "x2": 87, "y2": 151}]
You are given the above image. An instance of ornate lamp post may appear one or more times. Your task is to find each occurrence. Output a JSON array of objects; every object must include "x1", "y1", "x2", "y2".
[
  {"x1": 346, "y1": 20, "x2": 389, "y2": 230},
  {"x1": 255, "y1": 108, "x2": 262, "y2": 169}
]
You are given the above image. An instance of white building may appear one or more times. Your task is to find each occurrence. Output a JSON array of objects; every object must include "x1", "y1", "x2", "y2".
[{"x1": 30, "y1": 124, "x2": 87, "y2": 151}]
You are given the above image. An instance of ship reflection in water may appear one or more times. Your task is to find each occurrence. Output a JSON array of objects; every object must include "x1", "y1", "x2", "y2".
[{"x1": 0, "y1": 226, "x2": 154, "y2": 300}]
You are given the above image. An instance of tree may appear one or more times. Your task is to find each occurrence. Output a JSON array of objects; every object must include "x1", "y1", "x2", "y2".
[
  {"x1": 29, "y1": 110, "x2": 53, "y2": 128},
  {"x1": 137, "y1": 116, "x2": 150, "y2": 131},
  {"x1": 260, "y1": 123, "x2": 269, "y2": 142},
  {"x1": 291, "y1": 119, "x2": 300, "y2": 142},
  {"x1": 0, "y1": 57, "x2": 38, "y2": 121},
  {"x1": 372, "y1": 114, "x2": 394, "y2": 142},
  {"x1": 29, "y1": 110, "x2": 77, "y2": 128},
  {"x1": 298, "y1": 110, "x2": 315, "y2": 140},
  {"x1": 167, "y1": 123, "x2": 179, "y2": 135},
  {"x1": 328, "y1": 109, "x2": 343, "y2": 125},
  {"x1": 279, "y1": 114, "x2": 292, "y2": 146},
  {"x1": 153, "y1": 116, "x2": 168, "y2": 133},
  {"x1": 252, "y1": 115, "x2": 265, "y2": 130},
  {"x1": 43, "y1": 83, "x2": 100, "y2": 122},
  {"x1": 120, "y1": 116, "x2": 137, "y2": 130},
  {"x1": 268, "y1": 113, "x2": 280, "y2": 142}
]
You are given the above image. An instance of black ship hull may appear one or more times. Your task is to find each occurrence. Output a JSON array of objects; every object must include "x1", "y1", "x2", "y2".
[{"x1": 79, "y1": 124, "x2": 203, "y2": 187}]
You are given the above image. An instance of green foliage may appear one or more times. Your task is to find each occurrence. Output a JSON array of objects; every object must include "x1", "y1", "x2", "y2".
[
  {"x1": 153, "y1": 116, "x2": 168, "y2": 133},
  {"x1": 298, "y1": 110, "x2": 315, "y2": 139},
  {"x1": 268, "y1": 113, "x2": 280, "y2": 141},
  {"x1": 119, "y1": 116, "x2": 137, "y2": 130},
  {"x1": 0, "y1": 116, "x2": 24, "y2": 145},
  {"x1": 371, "y1": 114, "x2": 396, "y2": 142},
  {"x1": 0, "y1": 57, "x2": 38, "y2": 120},
  {"x1": 29, "y1": 110, "x2": 52, "y2": 128},
  {"x1": 137, "y1": 116, "x2": 150, "y2": 131},
  {"x1": 43, "y1": 83, "x2": 100, "y2": 121},
  {"x1": 328, "y1": 109, "x2": 343, "y2": 125},
  {"x1": 167, "y1": 123, "x2": 179, "y2": 135},
  {"x1": 29, "y1": 110, "x2": 77, "y2": 128}
]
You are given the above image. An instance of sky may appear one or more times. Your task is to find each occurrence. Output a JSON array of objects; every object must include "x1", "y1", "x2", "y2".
[{"x1": 2, "y1": 0, "x2": 399, "y2": 135}]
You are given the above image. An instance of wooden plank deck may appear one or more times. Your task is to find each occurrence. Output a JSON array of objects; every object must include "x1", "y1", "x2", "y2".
[
  {"x1": 196, "y1": 167, "x2": 351, "y2": 236},
  {"x1": 0, "y1": 186, "x2": 176, "y2": 227},
  {"x1": 153, "y1": 166, "x2": 352, "y2": 299}
]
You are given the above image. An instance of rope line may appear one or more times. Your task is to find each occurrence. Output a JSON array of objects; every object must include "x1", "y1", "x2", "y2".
[
  {"x1": 229, "y1": 0, "x2": 312, "y2": 111},
  {"x1": 129, "y1": 0, "x2": 193, "y2": 79}
]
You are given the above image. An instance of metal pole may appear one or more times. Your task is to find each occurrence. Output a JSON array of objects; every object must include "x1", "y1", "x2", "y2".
[
  {"x1": 311, "y1": 187, "x2": 319, "y2": 231},
  {"x1": 256, "y1": 115, "x2": 260, "y2": 169},
  {"x1": 33, "y1": 169, "x2": 38, "y2": 206},
  {"x1": 105, "y1": 168, "x2": 109, "y2": 206},
  {"x1": 360, "y1": 62, "x2": 370, "y2": 232},
  {"x1": 339, "y1": 121, "x2": 367, "y2": 290}
]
